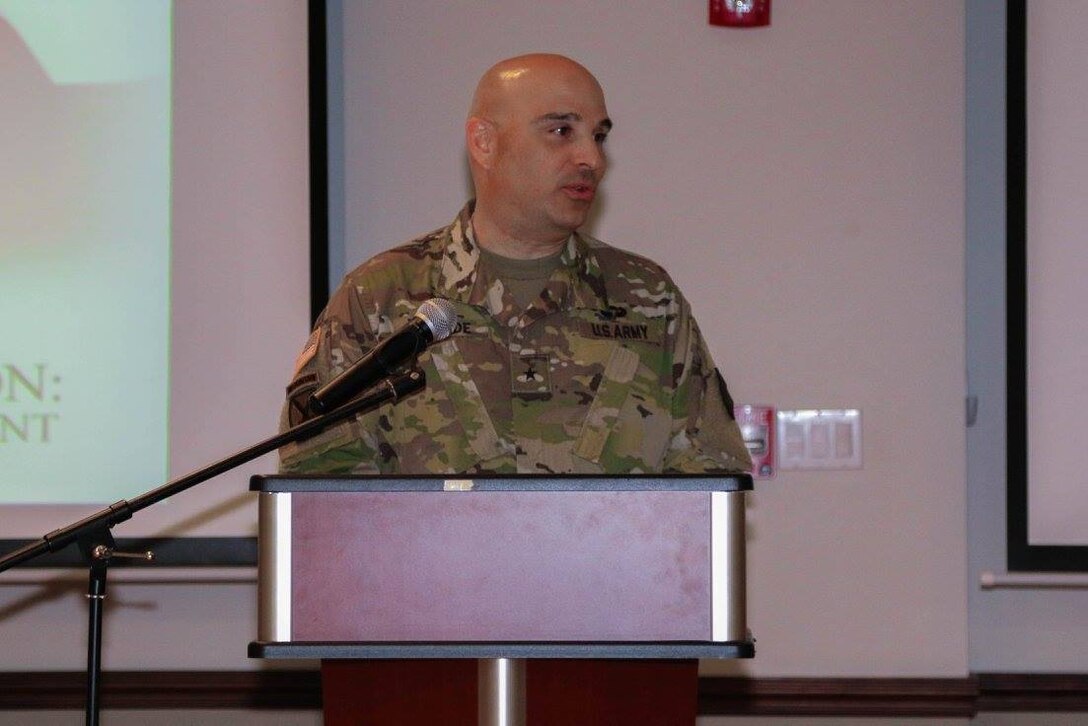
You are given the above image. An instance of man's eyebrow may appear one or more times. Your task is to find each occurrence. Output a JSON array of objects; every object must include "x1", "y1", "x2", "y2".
[{"x1": 534, "y1": 112, "x2": 614, "y2": 131}]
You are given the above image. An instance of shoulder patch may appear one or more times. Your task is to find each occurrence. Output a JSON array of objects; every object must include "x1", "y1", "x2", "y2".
[
  {"x1": 286, "y1": 371, "x2": 319, "y2": 427},
  {"x1": 292, "y1": 332, "x2": 319, "y2": 376}
]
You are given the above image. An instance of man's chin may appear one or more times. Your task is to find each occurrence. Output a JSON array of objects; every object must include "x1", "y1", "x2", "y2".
[{"x1": 549, "y1": 209, "x2": 592, "y2": 234}]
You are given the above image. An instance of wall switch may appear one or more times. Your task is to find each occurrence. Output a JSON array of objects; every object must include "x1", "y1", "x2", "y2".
[{"x1": 776, "y1": 409, "x2": 862, "y2": 470}]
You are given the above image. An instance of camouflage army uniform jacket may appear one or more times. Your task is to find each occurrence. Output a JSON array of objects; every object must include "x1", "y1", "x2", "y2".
[{"x1": 279, "y1": 204, "x2": 751, "y2": 475}]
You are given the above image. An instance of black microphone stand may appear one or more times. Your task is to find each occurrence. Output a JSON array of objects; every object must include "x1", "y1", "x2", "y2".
[{"x1": 0, "y1": 369, "x2": 425, "y2": 726}]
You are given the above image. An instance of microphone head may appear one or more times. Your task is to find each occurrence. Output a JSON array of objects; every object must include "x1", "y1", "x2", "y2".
[{"x1": 414, "y1": 298, "x2": 458, "y2": 342}]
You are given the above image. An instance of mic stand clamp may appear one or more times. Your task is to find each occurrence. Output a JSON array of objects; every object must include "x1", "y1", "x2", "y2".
[{"x1": 77, "y1": 529, "x2": 155, "y2": 726}]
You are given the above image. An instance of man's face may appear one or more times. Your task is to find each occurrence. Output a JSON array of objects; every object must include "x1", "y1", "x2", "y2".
[{"x1": 489, "y1": 70, "x2": 612, "y2": 243}]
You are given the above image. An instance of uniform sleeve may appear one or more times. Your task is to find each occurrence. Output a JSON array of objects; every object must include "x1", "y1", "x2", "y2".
[
  {"x1": 277, "y1": 282, "x2": 395, "y2": 475},
  {"x1": 662, "y1": 299, "x2": 753, "y2": 474}
]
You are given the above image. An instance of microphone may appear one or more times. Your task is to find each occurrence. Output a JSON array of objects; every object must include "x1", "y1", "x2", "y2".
[{"x1": 308, "y1": 298, "x2": 457, "y2": 415}]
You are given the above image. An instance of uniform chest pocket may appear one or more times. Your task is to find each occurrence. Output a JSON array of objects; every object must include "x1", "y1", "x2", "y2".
[
  {"x1": 572, "y1": 343, "x2": 671, "y2": 471},
  {"x1": 419, "y1": 337, "x2": 514, "y2": 470}
]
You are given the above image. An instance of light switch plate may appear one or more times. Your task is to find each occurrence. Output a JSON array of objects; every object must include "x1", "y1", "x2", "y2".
[{"x1": 776, "y1": 409, "x2": 862, "y2": 470}]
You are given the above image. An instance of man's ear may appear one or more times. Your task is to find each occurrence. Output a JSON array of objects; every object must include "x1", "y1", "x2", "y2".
[{"x1": 466, "y1": 116, "x2": 496, "y2": 169}]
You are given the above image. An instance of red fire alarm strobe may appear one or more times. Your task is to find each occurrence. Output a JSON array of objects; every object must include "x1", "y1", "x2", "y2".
[
  {"x1": 710, "y1": 0, "x2": 771, "y2": 27},
  {"x1": 737, "y1": 404, "x2": 776, "y2": 479}
]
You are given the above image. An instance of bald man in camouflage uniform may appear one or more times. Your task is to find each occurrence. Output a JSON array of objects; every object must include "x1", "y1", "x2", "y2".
[
  {"x1": 282, "y1": 53, "x2": 751, "y2": 725},
  {"x1": 281, "y1": 54, "x2": 749, "y2": 476}
]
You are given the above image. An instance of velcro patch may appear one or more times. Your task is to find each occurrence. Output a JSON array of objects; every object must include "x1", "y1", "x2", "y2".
[
  {"x1": 286, "y1": 372, "x2": 318, "y2": 427},
  {"x1": 512, "y1": 354, "x2": 551, "y2": 400},
  {"x1": 581, "y1": 321, "x2": 659, "y2": 344},
  {"x1": 292, "y1": 331, "x2": 320, "y2": 376}
]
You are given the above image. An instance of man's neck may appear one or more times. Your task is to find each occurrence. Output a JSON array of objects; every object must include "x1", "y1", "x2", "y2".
[{"x1": 470, "y1": 208, "x2": 568, "y2": 260}]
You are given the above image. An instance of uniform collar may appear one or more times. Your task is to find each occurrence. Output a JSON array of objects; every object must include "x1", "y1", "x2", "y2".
[{"x1": 433, "y1": 202, "x2": 610, "y2": 316}]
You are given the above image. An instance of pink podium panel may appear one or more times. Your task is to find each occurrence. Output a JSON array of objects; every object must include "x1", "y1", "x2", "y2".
[{"x1": 292, "y1": 490, "x2": 706, "y2": 641}]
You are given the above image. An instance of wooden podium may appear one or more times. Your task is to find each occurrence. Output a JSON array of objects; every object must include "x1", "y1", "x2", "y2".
[{"x1": 248, "y1": 475, "x2": 753, "y2": 724}]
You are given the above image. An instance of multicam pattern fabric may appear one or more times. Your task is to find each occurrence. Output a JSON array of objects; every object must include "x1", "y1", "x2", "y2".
[{"x1": 279, "y1": 203, "x2": 752, "y2": 475}]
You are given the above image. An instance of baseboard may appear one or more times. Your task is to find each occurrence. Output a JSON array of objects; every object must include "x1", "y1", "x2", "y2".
[
  {"x1": 0, "y1": 670, "x2": 321, "y2": 710},
  {"x1": 977, "y1": 673, "x2": 1088, "y2": 712},
  {"x1": 698, "y1": 676, "x2": 979, "y2": 717},
  {"x1": 1, "y1": 671, "x2": 1085, "y2": 716}
]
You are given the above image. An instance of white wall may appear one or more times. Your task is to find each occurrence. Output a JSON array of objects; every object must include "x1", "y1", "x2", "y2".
[
  {"x1": 1, "y1": 0, "x2": 970, "y2": 677},
  {"x1": 2, "y1": 0, "x2": 1085, "y2": 687},
  {"x1": 339, "y1": 1, "x2": 967, "y2": 677}
]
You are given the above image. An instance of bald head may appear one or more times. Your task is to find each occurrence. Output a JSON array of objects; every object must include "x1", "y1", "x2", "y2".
[
  {"x1": 465, "y1": 54, "x2": 612, "y2": 257},
  {"x1": 469, "y1": 54, "x2": 604, "y2": 124}
]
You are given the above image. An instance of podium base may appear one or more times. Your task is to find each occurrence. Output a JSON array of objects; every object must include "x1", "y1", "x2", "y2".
[
  {"x1": 321, "y1": 658, "x2": 698, "y2": 726},
  {"x1": 479, "y1": 658, "x2": 525, "y2": 725}
]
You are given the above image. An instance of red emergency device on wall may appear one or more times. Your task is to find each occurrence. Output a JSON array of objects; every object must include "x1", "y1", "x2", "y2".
[
  {"x1": 737, "y1": 404, "x2": 775, "y2": 479},
  {"x1": 709, "y1": 0, "x2": 771, "y2": 28}
]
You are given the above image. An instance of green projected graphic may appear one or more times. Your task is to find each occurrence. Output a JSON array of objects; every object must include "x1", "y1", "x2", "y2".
[
  {"x1": 0, "y1": 1, "x2": 171, "y2": 503},
  {"x1": 0, "y1": 0, "x2": 169, "y2": 84}
]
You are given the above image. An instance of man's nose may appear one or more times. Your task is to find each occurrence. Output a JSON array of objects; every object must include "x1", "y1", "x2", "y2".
[{"x1": 575, "y1": 138, "x2": 604, "y2": 173}]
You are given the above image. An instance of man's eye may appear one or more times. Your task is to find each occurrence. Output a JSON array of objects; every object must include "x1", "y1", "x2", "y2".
[
  {"x1": 594, "y1": 132, "x2": 609, "y2": 144},
  {"x1": 551, "y1": 126, "x2": 572, "y2": 137}
]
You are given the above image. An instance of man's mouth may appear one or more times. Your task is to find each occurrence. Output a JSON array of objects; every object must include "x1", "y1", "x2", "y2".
[{"x1": 562, "y1": 183, "x2": 596, "y2": 201}]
